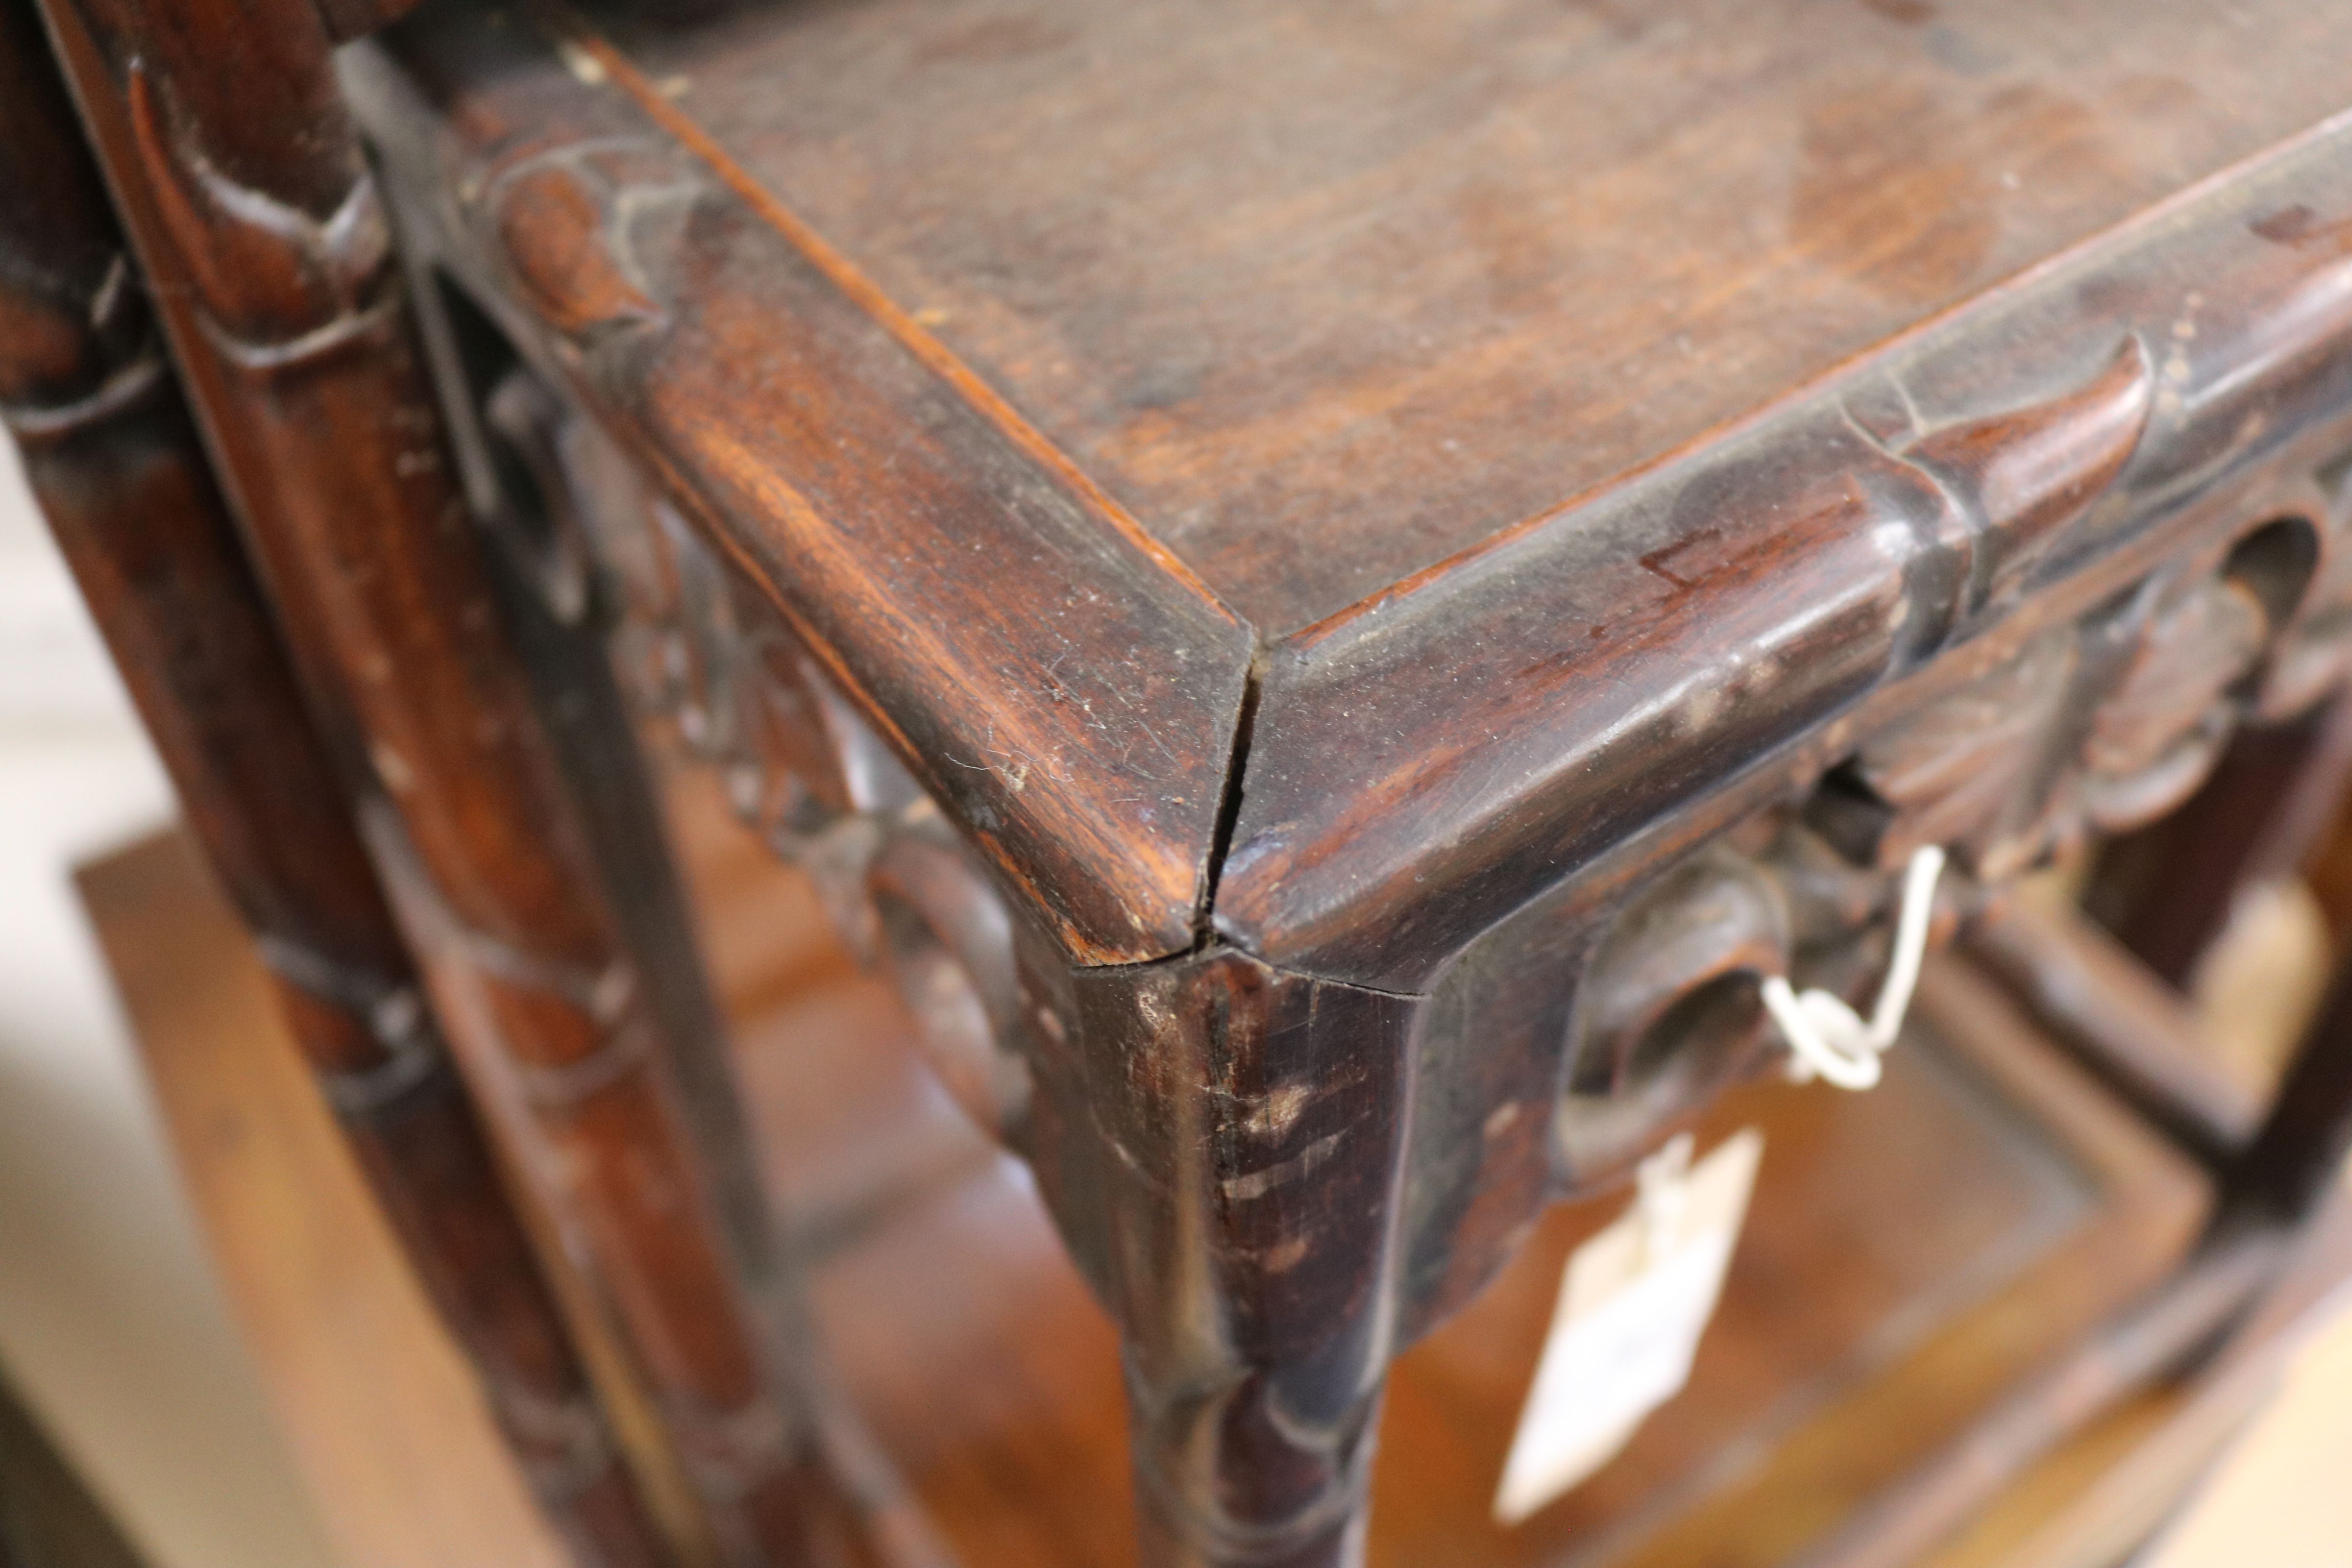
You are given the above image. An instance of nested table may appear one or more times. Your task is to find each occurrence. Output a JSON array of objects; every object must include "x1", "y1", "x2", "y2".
[{"x1": 18, "y1": 0, "x2": 2352, "y2": 1563}]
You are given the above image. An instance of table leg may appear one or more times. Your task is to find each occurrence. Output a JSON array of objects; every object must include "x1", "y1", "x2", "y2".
[
  {"x1": 28, "y1": 0, "x2": 853, "y2": 1557},
  {"x1": 0, "y1": 5, "x2": 664, "y2": 1562}
]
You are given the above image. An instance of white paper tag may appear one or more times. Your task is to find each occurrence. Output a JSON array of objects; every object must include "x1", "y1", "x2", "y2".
[{"x1": 1493, "y1": 1127, "x2": 1764, "y2": 1524}]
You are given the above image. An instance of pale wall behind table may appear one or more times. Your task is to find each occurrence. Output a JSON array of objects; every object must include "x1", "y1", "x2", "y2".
[{"x1": 0, "y1": 439, "x2": 335, "y2": 1568}]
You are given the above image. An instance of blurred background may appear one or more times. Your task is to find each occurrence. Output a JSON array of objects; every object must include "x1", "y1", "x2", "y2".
[{"x1": 0, "y1": 440, "x2": 336, "y2": 1566}]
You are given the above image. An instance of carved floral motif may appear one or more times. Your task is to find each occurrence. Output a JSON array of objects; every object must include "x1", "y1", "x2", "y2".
[
  {"x1": 1570, "y1": 441, "x2": 2352, "y2": 1163},
  {"x1": 1843, "y1": 529, "x2": 2303, "y2": 882}
]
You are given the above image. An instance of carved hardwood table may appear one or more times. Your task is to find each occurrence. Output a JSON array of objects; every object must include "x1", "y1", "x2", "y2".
[{"x1": 19, "y1": 0, "x2": 2352, "y2": 1564}]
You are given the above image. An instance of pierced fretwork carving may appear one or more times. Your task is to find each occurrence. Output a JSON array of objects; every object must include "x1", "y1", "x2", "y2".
[
  {"x1": 2251, "y1": 467, "x2": 2352, "y2": 718},
  {"x1": 489, "y1": 352, "x2": 1053, "y2": 1143},
  {"x1": 1835, "y1": 523, "x2": 2311, "y2": 881},
  {"x1": 1568, "y1": 442, "x2": 2352, "y2": 1180},
  {"x1": 1560, "y1": 843, "x2": 1793, "y2": 1175}
]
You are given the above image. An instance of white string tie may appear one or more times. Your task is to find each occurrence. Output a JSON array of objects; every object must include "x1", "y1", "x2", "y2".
[{"x1": 1760, "y1": 844, "x2": 1945, "y2": 1092}]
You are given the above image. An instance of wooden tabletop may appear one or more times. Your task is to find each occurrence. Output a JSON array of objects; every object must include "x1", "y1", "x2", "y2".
[
  {"x1": 595, "y1": 0, "x2": 2352, "y2": 636},
  {"x1": 359, "y1": 0, "x2": 2352, "y2": 977}
]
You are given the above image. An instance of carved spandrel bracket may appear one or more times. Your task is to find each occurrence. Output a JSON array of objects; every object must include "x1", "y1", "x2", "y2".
[
  {"x1": 460, "y1": 141, "x2": 946, "y2": 954},
  {"x1": 1826, "y1": 514, "x2": 2314, "y2": 882},
  {"x1": 1557, "y1": 842, "x2": 1793, "y2": 1179}
]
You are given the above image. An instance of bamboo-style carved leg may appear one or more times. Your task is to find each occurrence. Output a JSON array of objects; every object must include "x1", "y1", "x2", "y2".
[
  {"x1": 0, "y1": 7, "x2": 664, "y2": 1564},
  {"x1": 391, "y1": 250, "x2": 789, "y2": 1319},
  {"x1": 27, "y1": 0, "x2": 855, "y2": 1561},
  {"x1": 1042, "y1": 953, "x2": 1421, "y2": 1568}
]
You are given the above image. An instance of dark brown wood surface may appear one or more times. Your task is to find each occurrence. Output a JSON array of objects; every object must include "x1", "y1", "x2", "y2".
[
  {"x1": 545, "y1": 772, "x2": 2259, "y2": 1568},
  {"x1": 8, "y1": 0, "x2": 2347, "y2": 1563},
  {"x1": 588, "y1": 0, "x2": 2352, "y2": 637},
  {"x1": 341, "y1": 11, "x2": 2352, "y2": 1560},
  {"x1": 341, "y1": 0, "x2": 2352, "y2": 989},
  {"x1": 1221, "y1": 139, "x2": 2352, "y2": 984},
  {"x1": 0, "y1": 6, "x2": 667, "y2": 1561},
  {"x1": 353, "y1": 5, "x2": 1255, "y2": 967}
]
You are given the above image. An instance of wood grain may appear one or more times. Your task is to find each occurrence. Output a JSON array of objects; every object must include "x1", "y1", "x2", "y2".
[
  {"x1": 348, "y1": 0, "x2": 2352, "y2": 984},
  {"x1": 585, "y1": 0, "x2": 2352, "y2": 637},
  {"x1": 352, "y1": 5, "x2": 1254, "y2": 966},
  {"x1": 1221, "y1": 133, "x2": 2352, "y2": 984},
  {"x1": 326, "y1": 5, "x2": 2352, "y2": 1561}
]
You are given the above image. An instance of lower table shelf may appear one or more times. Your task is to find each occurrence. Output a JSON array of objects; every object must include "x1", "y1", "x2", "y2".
[
  {"x1": 84, "y1": 766, "x2": 2226, "y2": 1568},
  {"x1": 669, "y1": 766, "x2": 2214, "y2": 1568}
]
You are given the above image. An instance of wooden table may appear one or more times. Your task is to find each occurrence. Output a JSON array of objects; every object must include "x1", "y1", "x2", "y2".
[
  {"x1": 334, "y1": 2, "x2": 2352, "y2": 1560},
  {"x1": 18, "y1": 0, "x2": 2352, "y2": 1563}
]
